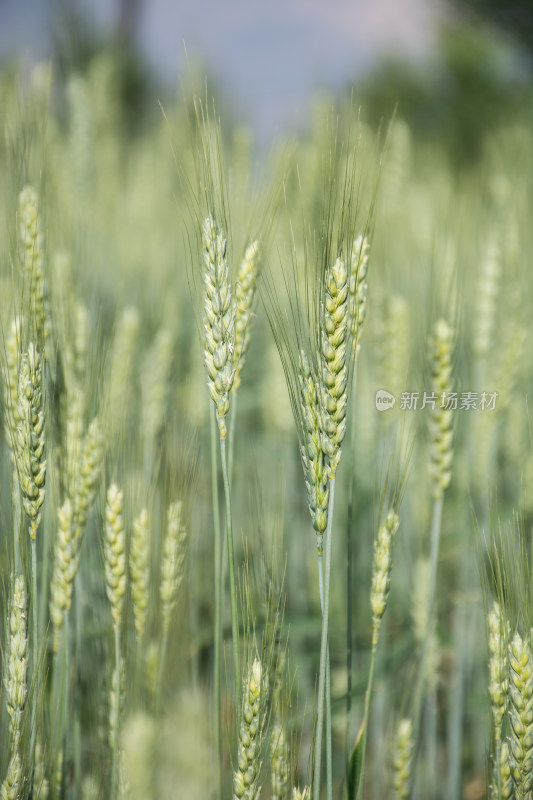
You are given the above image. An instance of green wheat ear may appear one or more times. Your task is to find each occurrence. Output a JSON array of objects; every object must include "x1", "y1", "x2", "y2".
[
  {"x1": 15, "y1": 342, "x2": 46, "y2": 540},
  {"x1": 429, "y1": 318, "x2": 454, "y2": 500},
  {"x1": 233, "y1": 657, "x2": 268, "y2": 800},
  {"x1": 202, "y1": 215, "x2": 236, "y2": 439},
  {"x1": 104, "y1": 483, "x2": 126, "y2": 633}
]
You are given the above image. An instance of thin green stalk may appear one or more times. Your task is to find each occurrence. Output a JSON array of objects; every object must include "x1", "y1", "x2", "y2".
[
  {"x1": 50, "y1": 619, "x2": 68, "y2": 800},
  {"x1": 345, "y1": 365, "x2": 358, "y2": 779},
  {"x1": 111, "y1": 626, "x2": 120, "y2": 799},
  {"x1": 427, "y1": 497, "x2": 443, "y2": 631},
  {"x1": 220, "y1": 436, "x2": 241, "y2": 715},
  {"x1": 326, "y1": 655, "x2": 332, "y2": 800},
  {"x1": 30, "y1": 537, "x2": 38, "y2": 763},
  {"x1": 157, "y1": 628, "x2": 169, "y2": 714},
  {"x1": 38, "y1": 506, "x2": 51, "y2": 654},
  {"x1": 228, "y1": 391, "x2": 238, "y2": 488},
  {"x1": 357, "y1": 643, "x2": 378, "y2": 798},
  {"x1": 211, "y1": 406, "x2": 222, "y2": 800},
  {"x1": 314, "y1": 477, "x2": 336, "y2": 800},
  {"x1": 412, "y1": 496, "x2": 444, "y2": 782},
  {"x1": 318, "y1": 557, "x2": 333, "y2": 800}
]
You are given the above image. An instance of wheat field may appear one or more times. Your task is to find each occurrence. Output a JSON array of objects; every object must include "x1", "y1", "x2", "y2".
[{"x1": 0, "y1": 53, "x2": 532, "y2": 800}]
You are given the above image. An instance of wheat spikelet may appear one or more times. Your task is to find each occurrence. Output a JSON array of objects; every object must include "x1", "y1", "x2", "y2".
[
  {"x1": 292, "y1": 788, "x2": 310, "y2": 800},
  {"x1": 18, "y1": 186, "x2": 47, "y2": 345},
  {"x1": 488, "y1": 601, "x2": 509, "y2": 746},
  {"x1": 104, "y1": 483, "x2": 126, "y2": 632},
  {"x1": 106, "y1": 307, "x2": 140, "y2": 435},
  {"x1": 130, "y1": 507, "x2": 150, "y2": 645},
  {"x1": 319, "y1": 255, "x2": 349, "y2": 478},
  {"x1": 233, "y1": 239, "x2": 261, "y2": 390},
  {"x1": 392, "y1": 718, "x2": 414, "y2": 800},
  {"x1": 74, "y1": 417, "x2": 104, "y2": 533},
  {"x1": 474, "y1": 236, "x2": 500, "y2": 359},
  {"x1": 34, "y1": 739, "x2": 49, "y2": 800},
  {"x1": 429, "y1": 318, "x2": 454, "y2": 500},
  {"x1": 202, "y1": 215, "x2": 236, "y2": 439},
  {"x1": 370, "y1": 509, "x2": 400, "y2": 649},
  {"x1": 411, "y1": 557, "x2": 439, "y2": 691},
  {"x1": 508, "y1": 631, "x2": 533, "y2": 798},
  {"x1": 160, "y1": 501, "x2": 187, "y2": 636},
  {"x1": 68, "y1": 74, "x2": 93, "y2": 197},
  {"x1": 348, "y1": 235, "x2": 370, "y2": 360},
  {"x1": 499, "y1": 741, "x2": 513, "y2": 800},
  {"x1": 4, "y1": 575, "x2": 28, "y2": 749},
  {"x1": 495, "y1": 322, "x2": 526, "y2": 413},
  {"x1": 141, "y1": 327, "x2": 174, "y2": 460},
  {"x1": 121, "y1": 712, "x2": 157, "y2": 800},
  {"x1": 49, "y1": 420, "x2": 103, "y2": 650},
  {"x1": 14, "y1": 343, "x2": 46, "y2": 539},
  {"x1": 298, "y1": 349, "x2": 329, "y2": 553},
  {"x1": 3, "y1": 316, "x2": 22, "y2": 451},
  {"x1": 109, "y1": 656, "x2": 126, "y2": 750},
  {"x1": 144, "y1": 641, "x2": 159, "y2": 704},
  {"x1": 49, "y1": 498, "x2": 75, "y2": 652},
  {"x1": 0, "y1": 753, "x2": 23, "y2": 800},
  {"x1": 81, "y1": 775, "x2": 100, "y2": 800},
  {"x1": 233, "y1": 657, "x2": 267, "y2": 800},
  {"x1": 380, "y1": 295, "x2": 410, "y2": 403},
  {"x1": 270, "y1": 722, "x2": 289, "y2": 800}
]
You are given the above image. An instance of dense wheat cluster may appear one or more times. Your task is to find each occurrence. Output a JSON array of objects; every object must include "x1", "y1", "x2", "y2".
[{"x1": 0, "y1": 51, "x2": 533, "y2": 800}]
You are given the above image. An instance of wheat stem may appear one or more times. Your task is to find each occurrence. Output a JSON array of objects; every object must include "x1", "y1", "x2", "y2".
[
  {"x1": 317, "y1": 556, "x2": 333, "y2": 800},
  {"x1": 220, "y1": 436, "x2": 241, "y2": 713},
  {"x1": 358, "y1": 647, "x2": 377, "y2": 799},
  {"x1": 112, "y1": 626, "x2": 121, "y2": 799},
  {"x1": 30, "y1": 537, "x2": 38, "y2": 763},
  {"x1": 211, "y1": 406, "x2": 223, "y2": 799},
  {"x1": 314, "y1": 477, "x2": 335, "y2": 800}
]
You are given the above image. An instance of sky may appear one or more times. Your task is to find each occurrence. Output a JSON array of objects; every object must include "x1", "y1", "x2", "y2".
[{"x1": 0, "y1": 0, "x2": 442, "y2": 138}]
